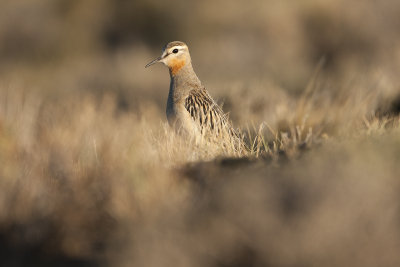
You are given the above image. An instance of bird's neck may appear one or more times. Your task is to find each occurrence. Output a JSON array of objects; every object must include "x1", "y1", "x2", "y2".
[
  {"x1": 166, "y1": 62, "x2": 202, "y2": 120},
  {"x1": 169, "y1": 61, "x2": 202, "y2": 98}
]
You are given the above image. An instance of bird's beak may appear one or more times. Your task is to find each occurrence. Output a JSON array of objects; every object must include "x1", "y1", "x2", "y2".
[{"x1": 145, "y1": 56, "x2": 162, "y2": 68}]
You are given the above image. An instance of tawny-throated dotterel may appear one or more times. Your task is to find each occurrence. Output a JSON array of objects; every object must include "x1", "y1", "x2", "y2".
[{"x1": 145, "y1": 41, "x2": 240, "y2": 144}]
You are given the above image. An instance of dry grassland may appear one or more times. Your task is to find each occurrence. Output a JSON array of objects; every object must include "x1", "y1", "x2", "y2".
[{"x1": 1, "y1": 0, "x2": 400, "y2": 266}]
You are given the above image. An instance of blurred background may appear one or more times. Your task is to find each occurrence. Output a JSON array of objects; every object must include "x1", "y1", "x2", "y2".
[
  {"x1": 1, "y1": 0, "x2": 399, "y2": 122},
  {"x1": 1, "y1": 1, "x2": 400, "y2": 266}
]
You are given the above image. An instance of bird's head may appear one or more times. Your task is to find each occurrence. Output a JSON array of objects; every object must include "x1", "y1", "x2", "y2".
[{"x1": 145, "y1": 41, "x2": 191, "y2": 76}]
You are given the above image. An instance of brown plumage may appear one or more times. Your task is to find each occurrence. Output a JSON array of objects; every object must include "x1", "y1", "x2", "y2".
[{"x1": 184, "y1": 88, "x2": 235, "y2": 136}]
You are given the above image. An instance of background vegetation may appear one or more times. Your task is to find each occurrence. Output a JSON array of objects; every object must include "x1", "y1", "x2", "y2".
[{"x1": 0, "y1": 0, "x2": 400, "y2": 266}]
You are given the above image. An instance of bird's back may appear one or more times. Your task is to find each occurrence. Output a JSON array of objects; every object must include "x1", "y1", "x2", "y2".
[{"x1": 184, "y1": 87, "x2": 234, "y2": 136}]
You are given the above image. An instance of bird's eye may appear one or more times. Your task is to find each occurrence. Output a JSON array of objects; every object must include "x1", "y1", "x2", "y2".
[{"x1": 172, "y1": 48, "x2": 179, "y2": 54}]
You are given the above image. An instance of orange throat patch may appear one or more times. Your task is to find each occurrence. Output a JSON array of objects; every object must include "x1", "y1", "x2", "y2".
[{"x1": 169, "y1": 58, "x2": 186, "y2": 76}]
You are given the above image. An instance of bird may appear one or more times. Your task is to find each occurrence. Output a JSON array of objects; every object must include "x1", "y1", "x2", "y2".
[{"x1": 145, "y1": 41, "x2": 242, "y2": 147}]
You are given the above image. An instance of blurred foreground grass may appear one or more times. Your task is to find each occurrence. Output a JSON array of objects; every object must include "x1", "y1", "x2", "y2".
[{"x1": 0, "y1": 78, "x2": 399, "y2": 266}]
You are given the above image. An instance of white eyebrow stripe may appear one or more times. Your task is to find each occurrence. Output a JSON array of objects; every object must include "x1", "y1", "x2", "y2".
[{"x1": 169, "y1": 45, "x2": 185, "y2": 51}]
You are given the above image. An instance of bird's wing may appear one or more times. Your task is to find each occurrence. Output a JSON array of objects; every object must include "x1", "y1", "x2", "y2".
[{"x1": 184, "y1": 88, "x2": 232, "y2": 134}]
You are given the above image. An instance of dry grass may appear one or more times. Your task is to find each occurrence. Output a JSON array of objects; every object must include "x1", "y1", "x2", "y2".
[{"x1": 0, "y1": 73, "x2": 399, "y2": 266}]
